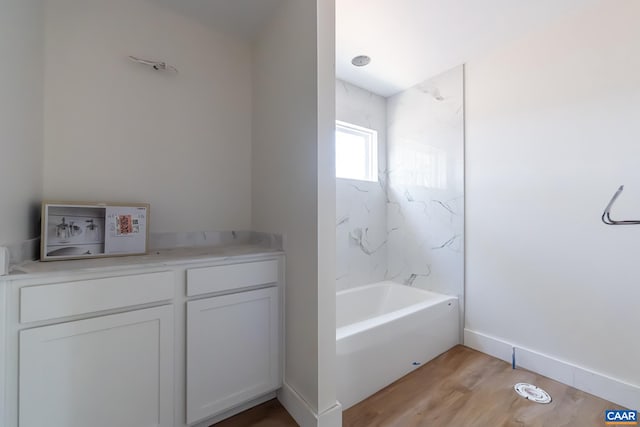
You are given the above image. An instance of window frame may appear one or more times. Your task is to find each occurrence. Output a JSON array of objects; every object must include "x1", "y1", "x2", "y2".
[{"x1": 335, "y1": 120, "x2": 378, "y2": 183}]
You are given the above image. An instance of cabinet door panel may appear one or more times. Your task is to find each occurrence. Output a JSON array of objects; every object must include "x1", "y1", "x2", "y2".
[
  {"x1": 187, "y1": 287, "x2": 279, "y2": 424},
  {"x1": 19, "y1": 305, "x2": 173, "y2": 427}
]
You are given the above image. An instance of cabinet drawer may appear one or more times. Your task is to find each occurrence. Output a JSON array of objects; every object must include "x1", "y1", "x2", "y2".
[
  {"x1": 186, "y1": 260, "x2": 278, "y2": 297},
  {"x1": 20, "y1": 271, "x2": 174, "y2": 323}
]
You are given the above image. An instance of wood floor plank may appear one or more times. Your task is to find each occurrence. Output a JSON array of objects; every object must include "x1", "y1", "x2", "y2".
[
  {"x1": 212, "y1": 399, "x2": 297, "y2": 427},
  {"x1": 216, "y1": 345, "x2": 626, "y2": 427}
]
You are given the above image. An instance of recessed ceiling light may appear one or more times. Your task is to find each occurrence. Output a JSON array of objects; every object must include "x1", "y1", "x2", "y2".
[{"x1": 351, "y1": 55, "x2": 371, "y2": 67}]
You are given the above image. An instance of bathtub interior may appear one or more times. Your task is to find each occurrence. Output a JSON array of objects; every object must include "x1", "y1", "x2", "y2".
[{"x1": 336, "y1": 281, "x2": 453, "y2": 328}]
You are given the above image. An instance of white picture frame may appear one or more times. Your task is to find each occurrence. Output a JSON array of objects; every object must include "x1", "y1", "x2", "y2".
[{"x1": 41, "y1": 201, "x2": 149, "y2": 261}]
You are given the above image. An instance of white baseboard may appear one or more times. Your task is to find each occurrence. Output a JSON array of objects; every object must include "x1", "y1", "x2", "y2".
[
  {"x1": 464, "y1": 328, "x2": 640, "y2": 410},
  {"x1": 318, "y1": 401, "x2": 343, "y2": 427},
  {"x1": 277, "y1": 382, "x2": 342, "y2": 427},
  {"x1": 277, "y1": 382, "x2": 316, "y2": 426},
  {"x1": 0, "y1": 285, "x2": 5, "y2": 426}
]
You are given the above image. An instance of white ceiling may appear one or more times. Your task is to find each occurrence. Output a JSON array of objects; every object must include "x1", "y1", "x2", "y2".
[
  {"x1": 336, "y1": 0, "x2": 601, "y2": 96},
  {"x1": 154, "y1": 0, "x2": 284, "y2": 41},
  {"x1": 154, "y1": 0, "x2": 600, "y2": 96}
]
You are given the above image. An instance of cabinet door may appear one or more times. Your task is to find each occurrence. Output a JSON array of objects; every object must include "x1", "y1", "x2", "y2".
[
  {"x1": 19, "y1": 305, "x2": 174, "y2": 427},
  {"x1": 187, "y1": 287, "x2": 280, "y2": 424}
]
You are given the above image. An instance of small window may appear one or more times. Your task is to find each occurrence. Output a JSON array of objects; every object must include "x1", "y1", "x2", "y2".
[{"x1": 335, "y1": 121, "x2": 378, "y2": 182}]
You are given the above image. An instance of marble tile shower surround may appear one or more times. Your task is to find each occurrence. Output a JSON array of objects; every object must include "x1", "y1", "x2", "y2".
[
  {"x1": 336, "y1": 79, "x2": 388, "y2": 291},
  {"x1": 335, "y1": 66, "x2": 464, "y2": 302},
  {"x1": 336, "y1": 177, "x2": 388, "y2": 291},
  {"x1": 4, "y1": 231, "x2": 283, "y2": 269}
]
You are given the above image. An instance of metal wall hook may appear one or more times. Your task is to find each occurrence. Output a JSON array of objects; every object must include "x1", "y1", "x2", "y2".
[{"x1": 601, "y1": 185, "x2": 640, "y2": 225}]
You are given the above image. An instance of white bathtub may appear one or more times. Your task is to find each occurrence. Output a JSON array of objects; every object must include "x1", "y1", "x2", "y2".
[{"x1": 336, "y1": 281, "x2": 459, "y2": 409}]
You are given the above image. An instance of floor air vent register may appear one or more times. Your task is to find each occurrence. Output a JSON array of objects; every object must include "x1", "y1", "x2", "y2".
[{"x1": 514, "y1": 383, "x2": 552, "y2": 404}]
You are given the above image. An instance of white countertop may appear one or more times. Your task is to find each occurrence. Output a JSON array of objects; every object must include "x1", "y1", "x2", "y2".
[{"x1": 7, "y1": 245, "x2": 283, "y2": 280}]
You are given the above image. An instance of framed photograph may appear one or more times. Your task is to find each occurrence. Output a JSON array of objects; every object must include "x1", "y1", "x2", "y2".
[{"x1": 41, "y1": 201, "x2": 149, "y2": 261}]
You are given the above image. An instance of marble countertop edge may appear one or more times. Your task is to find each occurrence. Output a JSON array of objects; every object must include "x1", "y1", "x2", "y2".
[{"x1": 5, "y1": 244, "x2": 284, "y2": 281}]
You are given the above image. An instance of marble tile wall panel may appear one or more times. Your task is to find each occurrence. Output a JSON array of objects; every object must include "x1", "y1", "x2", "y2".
[
  {"x1": 386, "y1": 65, "x2": 464, "y2": 302},
  {"x1": 335, "y1": 80, "x2": 388, "y2": 291}
]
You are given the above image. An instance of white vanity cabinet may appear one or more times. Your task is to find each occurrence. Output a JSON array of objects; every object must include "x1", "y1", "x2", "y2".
[
  {"x1": 14, "y1": 270, "x2": 176, "y2": 427},
  {"x1": 185, "y1": 260, "x2": 281, "y2": 424},
  {"x1": 0, "y1": 251, "x2": 284, "y2": 427}
]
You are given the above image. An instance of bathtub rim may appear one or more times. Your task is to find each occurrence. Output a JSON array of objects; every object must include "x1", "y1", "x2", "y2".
[{"x1": 336, "y1": 282, "x2": 457, "y2": 341}]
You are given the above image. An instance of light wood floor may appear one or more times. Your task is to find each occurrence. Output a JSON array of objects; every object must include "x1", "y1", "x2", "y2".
[
  {"x1": 213, "y1": 398, "x2": 297, "y2": 427},
  {"x1": 214, "y1": 345, "x2": 625, "y2": 427}
]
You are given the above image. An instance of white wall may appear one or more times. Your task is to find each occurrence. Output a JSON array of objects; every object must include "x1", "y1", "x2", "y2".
[
  {"x1": 335, "y1": 80, "x2": 387, "y2": 291},
  {"x1": 466, "y1": 0, "x2": 640, "y2": 404},
  {"x1": 0, "y1": 0, "x2": 44, "y2": 245},
  {"x1": 252, "y1": 0, "x2": 338, "y2": 424},
  {"x1": 43, "y1": 0, "x2": 252, "y2": 233}
]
